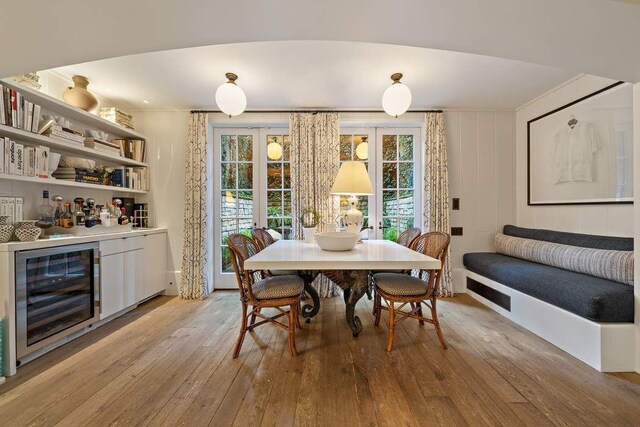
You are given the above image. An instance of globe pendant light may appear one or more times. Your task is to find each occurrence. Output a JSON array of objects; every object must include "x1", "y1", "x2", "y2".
[
  {"x1": 267, "y1": 140, "x2": 283, "y2": 160},
  {"x1": 382, "y1": 73, "x2": 412, "y2": 118},
  {"x1": 355, "y1": 140, "x2": 368, "y2": 160},
  {"x1": 215, "y1": 72, "x2": 247, "y2": 117}
]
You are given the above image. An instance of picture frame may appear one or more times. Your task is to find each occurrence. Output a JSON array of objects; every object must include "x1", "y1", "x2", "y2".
[{"x1": 527, "y1": 81, "x2": 634, "y2": 206}]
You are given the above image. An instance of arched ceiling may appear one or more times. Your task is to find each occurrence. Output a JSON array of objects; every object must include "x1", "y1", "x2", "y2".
[
  {"x1": 2, "y1": 0, "x2": 640, "y2": 82},
  {"x1": 51, "y1": 41, "x2": 575, "y2": 110}
]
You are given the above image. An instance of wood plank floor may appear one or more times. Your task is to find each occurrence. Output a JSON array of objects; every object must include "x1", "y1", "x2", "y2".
[{"x1": 1, "y1": 292, "x2": 639, "y2": 426}]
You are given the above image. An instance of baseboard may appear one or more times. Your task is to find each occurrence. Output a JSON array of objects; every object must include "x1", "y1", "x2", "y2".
[{"x1": 463, "y1": 270, "x2": 636, "y2": 372}]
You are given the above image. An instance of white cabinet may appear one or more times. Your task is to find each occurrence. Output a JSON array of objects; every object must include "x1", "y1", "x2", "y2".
[
  {"x1": 142, "y1": 232, "x2": 167, "y2": 298},
  {"x1": 99, "y1": 236, "x2": 145, "y2": 320}
]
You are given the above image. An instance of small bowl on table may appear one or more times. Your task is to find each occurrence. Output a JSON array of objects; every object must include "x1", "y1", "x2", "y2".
[{"x1": 314, "y1": 232, "x2": 359, "y2": 252}]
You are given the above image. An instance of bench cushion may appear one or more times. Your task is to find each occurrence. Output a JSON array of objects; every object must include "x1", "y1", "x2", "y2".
[
  {"x1": 503, "y1": 225, "x2": 633, "y2": 251},
  {"x1": 463, "y1": 253, "x2": 634, "y2": 322}
]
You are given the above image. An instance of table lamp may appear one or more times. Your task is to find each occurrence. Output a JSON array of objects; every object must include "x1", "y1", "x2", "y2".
[{"x1": 331, "y1": 161, "x2": 374, "y2": 234}]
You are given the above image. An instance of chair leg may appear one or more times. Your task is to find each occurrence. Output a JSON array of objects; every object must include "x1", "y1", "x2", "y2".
[
  {"x1": 431, "y1": 297, "x2": 448, "y2": 349},
  {"x1": 386, "y1": 301, "x2": 396, "y2": 352},
  {"x1": 233, "y1": 302, "x2": 248, "y2": 359},
  {"x1": 295, "y1": 302, "x2": 302, "y2": 329},
  {"x1": 417, "y1": 302, "x2": 425, "y2": 325},
  {"x1": 373, "y1": 292, "x2": 382, "y2": 326},
  {"x1": 288, "y1": 305, "x2": 298, "y2": 357},
  {"x1": 249, "y1": 306, "x2": 259, "y2": 326}
]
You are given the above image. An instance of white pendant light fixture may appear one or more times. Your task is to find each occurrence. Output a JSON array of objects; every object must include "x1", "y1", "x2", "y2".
[
  {"x1": 215, "y1": 72, "x2": 247, "y2": 117},
  {"x1": 267, "y1": 139, "x2": 283, "y2": 160},
  {"x1": 355, "y1": 140, "x2": 368, "y2": 160},
  {"x1": 382, "y1": 73, "x2": 412, "y2": 118}
]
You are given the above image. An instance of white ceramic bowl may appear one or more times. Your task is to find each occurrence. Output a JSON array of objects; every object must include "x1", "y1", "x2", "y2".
[{"x1": 314, "y1": 232, "x2": 359, "y2": 251}]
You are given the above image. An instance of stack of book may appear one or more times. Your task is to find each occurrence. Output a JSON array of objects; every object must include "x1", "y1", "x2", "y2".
[
  {"x1": 84, "y1": 137, "x2": 121, "y2": 157},
  {"x1": 40, "y1": 122, "x2": 85, "y2": 144},
  {"x1": 52, "y1": 168, "x2": 104, "y2": 185},
  {"x1": 114, "y1": 138, "x2": 146, "y2": 162},
  {"x1": 111, "y1": 166, "x2": 149, "y2": 190},
  {"x1": 0, "y1": 137, "x2": 49, "y2": 177},
  {"x1": 0, "y1": 196, "x2": 24, "y2": 223},
  {"x1": 100, "y1": 107, "x2": 134, "y2": 129},
  {"x1": 0, "y1": 83, "x2": 42, "y2": 132}
]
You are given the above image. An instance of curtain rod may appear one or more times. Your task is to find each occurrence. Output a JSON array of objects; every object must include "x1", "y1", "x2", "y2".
[{"x1": 189, "y1": 109, "x2": 444, "y2": 114}]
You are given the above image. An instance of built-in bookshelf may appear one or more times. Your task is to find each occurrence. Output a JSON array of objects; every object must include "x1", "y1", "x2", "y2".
[{"x1": 0, "y1": 78, "x2": 149, "y2": 193}]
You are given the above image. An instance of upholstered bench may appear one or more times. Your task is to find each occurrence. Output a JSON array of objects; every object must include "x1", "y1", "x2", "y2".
[{"x1": 463, "y1": 225, "x2": 635, "y2": 372}]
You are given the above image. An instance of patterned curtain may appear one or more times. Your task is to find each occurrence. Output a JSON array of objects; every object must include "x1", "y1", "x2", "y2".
[
  {"x1": 423, "y1": 112, "x2": 454, "y2": 297},
  {"x1": 180, "y1": 113, "x2": 209, "y2": 300},
  {"x1": 290, "y1": 112, "x2": 341, "y2": 297}
]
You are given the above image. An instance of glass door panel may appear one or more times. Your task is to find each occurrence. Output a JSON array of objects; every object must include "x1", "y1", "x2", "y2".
[
  {"x1": 214, "y1": 129, "x2": 259, "y2": 288},
  {"x1": 338, "y1": 129, "x2": 376, "y2": 239},
  {"x1": 264, "y1": 132, "x2": 293, "y2": 239},
  {"x1": 376, "y1": 129, "x2": 420, "y2": 240}
]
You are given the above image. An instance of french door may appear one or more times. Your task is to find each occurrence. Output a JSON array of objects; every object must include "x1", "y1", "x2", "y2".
[
  {"x1": 213, "y1": 128, "x2": 290, "y2": 289},
  {"x1": 340, "y1": 127, "x2": 421, "y2": 240}
]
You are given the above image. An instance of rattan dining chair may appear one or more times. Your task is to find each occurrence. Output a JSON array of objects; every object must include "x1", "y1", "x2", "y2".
[
  {"x1": 251, "y1": 227, "x2": 295, "y2": 276},
  {"x1": 367, "y1": 227, "x2": 422, "y2": 302},
  {"x1": 372, "y1": 232, "x2": 451, "y2": 352},
  {"x1": 227, "y1": 234, "x2": 304, "y2": 358}
]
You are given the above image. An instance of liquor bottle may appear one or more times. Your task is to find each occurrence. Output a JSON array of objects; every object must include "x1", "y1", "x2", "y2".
[
  {"x1": 36, "y1": 190, "x2": 55, "y2": 229},
  {"x1": 60, "y1": 203, "x2": 74, "y2": 228},
  {"x1": 118, "y1": 207, "x2": 129, "y2": 225},
  {"x1": 52, "y1": 195, "x2": 64, "y2": 226},
  {"x1": 74, "y1": 197, "x2": 86, "y2": 226}
]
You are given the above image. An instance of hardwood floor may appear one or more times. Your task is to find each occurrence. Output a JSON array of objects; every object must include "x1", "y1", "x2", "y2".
[{"x1": 1, "y1": 292, "x2": 639, "y2": 426}]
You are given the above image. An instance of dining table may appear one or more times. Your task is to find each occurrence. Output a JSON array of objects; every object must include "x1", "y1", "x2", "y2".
[{"x1": 244, "y1": 239, "x2": 441, "y2": 337}]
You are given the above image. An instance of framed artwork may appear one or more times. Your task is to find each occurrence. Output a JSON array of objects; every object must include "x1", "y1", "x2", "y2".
[{"x1": 527, "y1": 81, "x2": 634, "y2": 206}]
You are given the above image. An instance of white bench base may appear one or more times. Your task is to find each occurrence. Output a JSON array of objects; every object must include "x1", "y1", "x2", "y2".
[{"x1": 464, "y1": 270, "x2": 636, "y2": 372}]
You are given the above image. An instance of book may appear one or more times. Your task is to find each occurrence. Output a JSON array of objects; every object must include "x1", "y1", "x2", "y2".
[
  {"x1": 36, "y1": 145, "x2": 49, "y2": 178},
  {"x1": 0, "y1": 197, "x2": 10, "y2": 220},
  {"x1": 31, "y1": 104, "x2": 41, "y2": 133},
  {"x1": 8, "y1": 140, "x2": 16, "y2": 174},
  {"x1": 7, "y1": 197, "x2": 15, "y2": 222},
  {"x1": 3, "y1": 87, "x2": 11, "y2": 126},
  {"x1": 10, "y1": 89, "x2": 17, "y2": 128},
  {"x1": 0, "y1": 138, "x2": 3, "y2": 173},
  {"x1": 15, "y1": 143, "x2": 23, "y2": 175},
  {"x1": 25, "y1": 146, "x2": 36, "y2": 177},
  {"x1": 0, "y1": 84, "x2": 4, "y2": 125},
  {"x1": 3, "y1": 137, "x2": 9, "y2": 173},
  {"x1": 15, "y1": 197, "x2": 23, "y2": 222}
]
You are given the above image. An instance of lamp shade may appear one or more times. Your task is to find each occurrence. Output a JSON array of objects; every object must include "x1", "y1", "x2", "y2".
[
  {"x1": 331, "y1": 161, "x2": 374, "y2": 195},
  {"x1": 215, "y1": 73, "x2": 247, "y2": 117}
]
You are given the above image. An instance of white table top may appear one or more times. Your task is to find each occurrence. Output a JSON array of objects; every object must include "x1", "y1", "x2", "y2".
[{"x1": 244, "y1": 239, "x2": 441, "y2": 271}]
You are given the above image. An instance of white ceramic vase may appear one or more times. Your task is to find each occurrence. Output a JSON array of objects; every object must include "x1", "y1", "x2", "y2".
[{"x1": 302, "y1": 227, "x2": 316, "y2": 243}]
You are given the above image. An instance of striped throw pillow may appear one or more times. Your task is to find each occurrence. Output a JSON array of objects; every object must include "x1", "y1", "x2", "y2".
[{"x1": 494, "y1": 233, "x2": 634, "y2": 286}]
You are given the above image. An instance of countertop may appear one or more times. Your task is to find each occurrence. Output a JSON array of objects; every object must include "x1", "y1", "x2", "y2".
[{"x1": 0, "y1": 227, "x2": 167, "y2": 252}]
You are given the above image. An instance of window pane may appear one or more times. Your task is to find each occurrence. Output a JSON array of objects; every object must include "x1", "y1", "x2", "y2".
[
  {"x1": 382, "y1": 190, "x2": 397, "y2": 216},
  {"x1": 283, "y1": 191, "x2": 292, "y2": 216},
  {"x1": 398, "y1": 190, "x2": 414, "y2": 216},
  {"x1": 238, "y1": 221, "x2": 253, "y2": 236},
  {"x1": 221, "y1": 163, "x2": 236, "y2": 189},
  {"x1": 383, "y1": 163, "x2": 397, "y2": 188},
  {"x1": 267, "y1": 163, "x2": 282, "y2": 189},
  {"x1": 221, "y1": 246, "x2": 233, "y2": 272},
  {"x1": 267, "y1": 191, "x2": 282, "y2": 217},
  {"x1": 221, "y1": 191, "x2": 237, "y2": 217},
  {"x1": 221, "y1": 219, "x2": 237, "y2": 244},
  {"x1": 267, "y1": 217, "x2": 282, "y2": 230},
  {"x1": 238, "y1": 135, "x2": 253, "y2": 161},
  {"x1": 399, "y1": 162, "x2": 413, "y2": 188},
  {"x1": 382, "y1": 135, "x2": 397, "y2": 161},
  {"x1": 283, "y1": 135, "x2": 291, "y2": 161},
  {"x1": 340, "y1": 135, "x2": 352, "y2": 161},
  {"x1": 221, "y1": 135, "x2": 237, "y2": 161},
  {"x1": 382, "y1": 218, "x2": 398, "y2": 241},
  {"x1": 357, "y1": 195, "x2": 369, "y2": 217},
  {"x1": 237, "y1": 191, "x2": 253, "y2": 217},
  {"x1": 238, "y1": 163, "x2": 253, "y2": 189},
  {"x1": 399, "y1": 135, "x2": 413, "y2": 161},
  {"x1": 266, "y1": 135, "x2": 283, "y2": 161},
  {"x1": 283, "y1": 164, "x2": 291, "y2": 188},
  {"x1": 398, "y1": 217, "x2": 415, "y2": 232}
]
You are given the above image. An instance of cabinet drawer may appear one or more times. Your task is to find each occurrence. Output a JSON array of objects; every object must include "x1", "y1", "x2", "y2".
[{"x1": 100, "y1": 236, "x2": 144, "y2": 256}]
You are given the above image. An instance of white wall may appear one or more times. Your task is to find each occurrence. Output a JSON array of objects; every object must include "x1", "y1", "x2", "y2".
[
  {"x1": 633, "y1": 82, "x2": 640, "y2": 373},
  {"x1": 446, "y1": 111, "x2": 515, "y2": 292},
  {"x1": 134, "y1": 110, "x2": 189, "y2": 295},
  {"x1": 515, "y1": 74, "x2": 634, "y2": 237}
]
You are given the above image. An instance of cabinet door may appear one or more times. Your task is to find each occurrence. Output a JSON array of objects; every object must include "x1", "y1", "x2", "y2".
[
  {"x1": 124, "y1": 249, "x2": 144, "y2": 306},
  {"x1": 143, "y1": 233, "x2": 168, "y2": 298},
  {"x1": 100, "y1": 253, "x2": 125, "y2": 319}
]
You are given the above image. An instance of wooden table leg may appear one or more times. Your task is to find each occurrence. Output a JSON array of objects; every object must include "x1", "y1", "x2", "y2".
[
  {"x1": 298, "y1": 270, "x2": 321, "y2": 323},
  {"x1": 343, "y1": 270, "x2": 369, "y2": 337}
]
